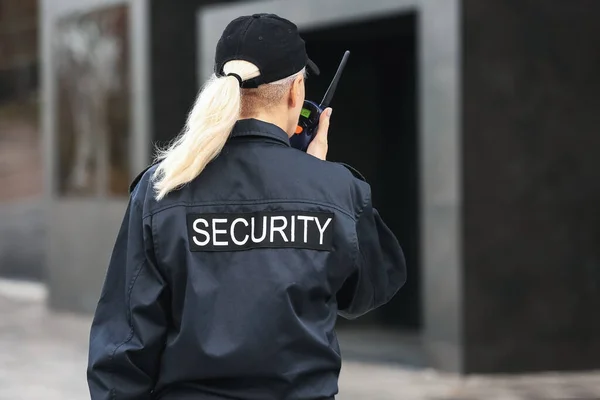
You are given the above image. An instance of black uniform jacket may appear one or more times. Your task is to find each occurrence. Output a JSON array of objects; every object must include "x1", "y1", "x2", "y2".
[{"x1": 87, "y1": 118, "x2": 406, "y2": 400}]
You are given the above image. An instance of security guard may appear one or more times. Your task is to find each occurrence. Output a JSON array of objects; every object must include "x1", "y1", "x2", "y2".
[{"x1": 87, "y1": 13, "x2": 406, "y2": 400}]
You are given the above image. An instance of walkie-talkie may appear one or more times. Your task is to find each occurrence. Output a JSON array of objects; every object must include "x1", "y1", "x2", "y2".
[{"x1": 290, "y1": 50, "x2": 350, "y2": 152}]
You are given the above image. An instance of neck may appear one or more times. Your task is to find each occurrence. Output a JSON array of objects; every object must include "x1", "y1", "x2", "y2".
[{"x1": 241, "y1": 110, "x2": 291, "y2": 137}]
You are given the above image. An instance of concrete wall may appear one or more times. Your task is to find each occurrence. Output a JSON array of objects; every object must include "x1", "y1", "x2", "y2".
[
  {"x1": 0, "y1": 200, "x2": 45, "y2": 280},
  {"x1": 40, "y1": 0, "x2": 151, "y2": 311}
]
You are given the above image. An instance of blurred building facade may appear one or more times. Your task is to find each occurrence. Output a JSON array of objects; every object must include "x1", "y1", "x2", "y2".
[
  {"x1": 0, "y1": 0, "x2": 44, "y2": 281},
  {"x1": 1, "y1": 0, "x2": 598, "y2": 375},
  {"x1": 0, "y1": 0, "x2": 38, "y2": 102}
]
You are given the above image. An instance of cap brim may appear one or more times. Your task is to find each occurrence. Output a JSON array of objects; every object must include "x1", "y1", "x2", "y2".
[{"x1": 307, "y1": 57, "x2": 320, "y2": 76}]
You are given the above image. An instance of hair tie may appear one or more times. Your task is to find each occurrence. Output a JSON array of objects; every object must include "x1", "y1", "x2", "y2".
[{"x1": 226, "y1": 73, "x2": 243, "y2": 87}]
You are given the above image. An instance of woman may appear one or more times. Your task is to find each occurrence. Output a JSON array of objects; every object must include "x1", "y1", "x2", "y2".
[{"x1": 87, "y1": 13, "x2": 406, "y2": 400}]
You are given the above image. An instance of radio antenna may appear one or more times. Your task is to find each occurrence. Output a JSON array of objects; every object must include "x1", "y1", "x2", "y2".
[{"x1": 319, "y1": 50, "x2": 350, "y2": 108}]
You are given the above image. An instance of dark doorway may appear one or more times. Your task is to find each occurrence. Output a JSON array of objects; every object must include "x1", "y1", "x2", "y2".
[{"x1": 302, "y1": 13, "x2": 420, "y2": 330}]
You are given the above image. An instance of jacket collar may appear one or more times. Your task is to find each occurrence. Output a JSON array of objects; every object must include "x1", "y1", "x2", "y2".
[
  {"x1": 229, "y1": 118, "x2": 291, "y2": 147},
  {"x1": 129, "y1": 120, "x2": 290, "y2": 194}
]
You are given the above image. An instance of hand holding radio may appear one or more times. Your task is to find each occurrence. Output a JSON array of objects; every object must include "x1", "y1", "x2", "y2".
[
  {"x1": 306, "y1": 107, "x2": 332, "y2": 160},
  {"x1": 290, "y1": 50, "x2": 350, "y2": 152}
]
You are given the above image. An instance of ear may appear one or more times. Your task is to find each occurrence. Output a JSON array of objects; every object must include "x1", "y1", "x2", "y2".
[{"x1": 289, "y1": 74, "x2": 304, "y2": 108}]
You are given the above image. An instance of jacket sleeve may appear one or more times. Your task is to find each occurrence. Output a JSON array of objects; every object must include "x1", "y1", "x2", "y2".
[
  {"x1": 336, "y1": 176, "x2": 407, "y2": 320},
  {"x1": 87, "y1": 194, "x2": 169, "y2": 399}
]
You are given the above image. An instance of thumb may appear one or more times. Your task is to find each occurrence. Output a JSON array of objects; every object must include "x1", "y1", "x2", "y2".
[
  {"x1": 314, "y1": 107, "x2": 332, "y2": 145},
  {"x1": 306, "y1": 107, "x2": 332, "y2": 160}
]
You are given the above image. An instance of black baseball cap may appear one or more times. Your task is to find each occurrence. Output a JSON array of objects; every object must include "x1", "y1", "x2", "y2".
[{"x1": 214, "y1": 13, "x2": 320, "y2": 88}]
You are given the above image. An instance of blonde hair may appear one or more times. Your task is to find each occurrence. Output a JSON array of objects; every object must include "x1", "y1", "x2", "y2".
[{"x1": 151, "y1": 60, "x2": 305, "y2": 200}]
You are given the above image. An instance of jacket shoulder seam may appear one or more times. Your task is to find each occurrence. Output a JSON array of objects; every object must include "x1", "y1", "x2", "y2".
[{"x1": 143, "y1": 199, "x2": 357, "y2": 221}]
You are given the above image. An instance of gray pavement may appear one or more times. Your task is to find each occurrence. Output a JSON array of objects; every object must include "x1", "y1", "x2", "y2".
[{"x1": 0, "y1": 280, "x2": 599, "y2": 400}]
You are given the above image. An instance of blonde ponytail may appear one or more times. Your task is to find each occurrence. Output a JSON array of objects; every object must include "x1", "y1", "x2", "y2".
[{"x1": 151, "y1": 60, "x2": 260, "y2": 200}]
